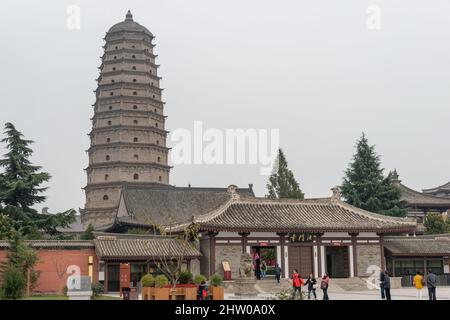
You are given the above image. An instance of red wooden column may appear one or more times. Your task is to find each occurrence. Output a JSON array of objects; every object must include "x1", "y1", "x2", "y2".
[
  {"x1": 378, "y1": 233, "x2": 386, "y2": 271},
  {"x1": 238, "y1": 232, "x2": 250, "y2": 254},
  {"x1": 276, "y1": 233, "x2": 287, "y2": 278}
]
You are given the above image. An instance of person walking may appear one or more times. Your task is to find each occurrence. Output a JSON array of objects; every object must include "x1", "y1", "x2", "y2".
[
  {"x1": 426, "y1": 269, "x2": 437, "y2": 300},
  {"x1": 261, "y1": 261, "x2": 267, "y2": 279},
  {"x1": 320, "y1": 273, "x2": 330, "y2": 300},
  {"x1": 379, "y1": 270, "x2": 386, "y2": 300},
  {"x1": 197, "y1": 280, "x2": 208, "y2": 300},
  {"x1": 305, "y1": 274, "x2": 317, "y2": 300},
  {"x1": 274, "y1": 263, "x2": 282, "y2": 285},
  {"x1": 292, "y1": 269, "x2": 304, "y2": 299},
  {"x1": 413, "y1": 271, "x2": 424, "y2": 299},
  {"x1": 383, "y1": 270, "x2": 391, "y2": 301}
]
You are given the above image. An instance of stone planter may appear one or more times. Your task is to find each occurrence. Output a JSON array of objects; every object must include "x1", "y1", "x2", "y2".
[
  {"x1": 211, "y1": 286, "x2": 224, "y2": 300},
  {"x1": 154, "y1": 287, "x2": 170, "y2": 300},
  {"x1": 142, "y1": 287, "x2": 154, "y2": 300}
]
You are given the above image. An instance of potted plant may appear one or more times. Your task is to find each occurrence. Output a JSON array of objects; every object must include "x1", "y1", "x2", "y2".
[
  {"x1": 154, "y1": 275, "x2": 170, "y2": 300},
  {"x1": 209, "y1": 274, "x2": 224, "y2": 300},
  {"x1": 178, "y1": 270, "x2": 196, "y2": 300},
  {"x1": 141, "y1": 274, "x2": 155, "y2": 300}
]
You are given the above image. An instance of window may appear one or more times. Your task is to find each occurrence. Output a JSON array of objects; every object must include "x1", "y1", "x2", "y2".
[
  {"x1": 133, "y1": 120, "x2": 138, "y2": 125},
  {"x1": 114, "y1": 56, "x2": 117, "y2": 59},
  {"x1": 152, "y1": 95, "x2": 155, "y2": 99},
  {"x1": 157, "y1": 156, "x2": 161, "y2": 162},
  {"x1": 133, "y1": 105, "x2": 138, "y2": 110},
  {"x1": 158, "y1": 176, "x2": 162, "y2": 182},
  {"x1": 150, "y1": 70, "x2": 152, "y2": 74},
  {"x1": 110, "y1": 92, "x2": 114, "y2": 96},
  {"x1": 109, "y1": 106, "x2": 113, "y2": 110},
  {"x1": 132, "y1": 45, "x2": 136, "y2": 48},
  {"x1": 111, "y1": 79, "x2": 115, "y2": 83},
  {"x1": 133, "y1": 173, "x2": 139, "y2": 180},
  {"x1": 154, "y1": 108, "x2": 157, "y2": 113},
  {"x1": 106, "y1": 138, "x2": 111, "y2": 143},
  {"x1": 104, "y1": 174, "x2": 109, "y2": 181},
  {"x1": 133, "y1": 79, "x2": 137, "y2": 82},
  {"x1": 134, "y1": 154, "x2": 139, "y2": 160},
  {"x1": 132, "y1": 55, "x2": 136, "y2": 59},
  {"x1": 106, "y1": 155, "x2": 110, "y2": 161},
  {"x1": 112, "y1": 67, "x2": 116, "y2": 71},
  {"x1": 156, "y1": 140, "x2": 159, "y2": 145},
  {"x1": 155, "y1": 123, "x2": 158, "y2": 128},
  {"x1": 107, "y1": 120, "x2": 112, "y2": 125},
  {"x1": 115, "y1": 46, "x2": 118, "y2": 50},
  {"x1": 133, "y1": 91, "x2": 137, "y2": 95},
  {"x1": 132, "y1": 66, "x2": 136, "y2": 70},
  {"x1": 133, "y1": 137, "x2": 138, "y2": 142},
  {"x1": 103, "y1": 195, "x2": 109, "y2": 201}
]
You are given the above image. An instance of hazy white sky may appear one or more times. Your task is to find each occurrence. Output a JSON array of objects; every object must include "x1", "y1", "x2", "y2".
[{"x1": 1, "y1": 0, "x2": 449, "y2": 213}]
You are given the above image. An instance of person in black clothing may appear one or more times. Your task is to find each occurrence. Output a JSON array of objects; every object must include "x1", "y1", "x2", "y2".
[
  {"x1": 426, "y1": 269, "x2": 437, "y2": 300},
  {"x1": 197, "y1": 280, "x2": 208, "y2": 300},
  {"x1": 274, "y1": 263, "x2": 282, "y2": 284},
  {"x1": 305, "y1": 274, "x2": 317, "y2": 300},
  {"x1": 383, "y1": 270, "x2": 391, "y2": 301},
  {"x1": 379, "y1": 270, "x2": 386, "y2": 299}
]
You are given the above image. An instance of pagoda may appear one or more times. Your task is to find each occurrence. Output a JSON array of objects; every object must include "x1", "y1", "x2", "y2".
[{"x1": 81, "y1": 11, "x2": 171, "y2": 228}]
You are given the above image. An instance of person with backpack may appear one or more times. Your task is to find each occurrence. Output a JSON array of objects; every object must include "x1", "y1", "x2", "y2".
[
  {"x1": 274, "y1": 263, "x2": 282, "y2": 284},
  {"x1": 413, "y1": 271, "x2": 424, "y2": 299},
  {"x1": 383, "y1": 270, "x2": 391, "y2": 301},
  {"x1": 426, "y1": 269, "x2": 437, "y2": 300},
  {"x1": 292, "y1": 269, "x2": 304, "y2": 299},
  {"x1": 379, "y1": 270, "x2": 386, "y2": 299},
  {"x1": 320, "y1": 273, "x2": 330, "y2": 300},
  {"x1": 197, "y1": 280, "x2": 208, "y2": 300},
  {"x1": 305, "y1": 274, "x2": 317, "y2": 300}
]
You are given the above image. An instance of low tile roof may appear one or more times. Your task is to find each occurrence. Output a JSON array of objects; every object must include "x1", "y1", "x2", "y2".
[
  {"x1": 119, "y1": 185, "x2": 254, "y2": 227},
  {"x1": 396, "y1": 183, "x2": 450, "y2": 207},
  {"x1": 191, "y1": 197, "x2": 417, "y2": 233},
  {"x1": 0, "y1": 240, "x2": 94, "y2": 249},
  {"x1": 422, "y1": 181, "x2": 450, "y2": 194},
  {"x1": 384, "y1": 237, "x2": 450, "y2": 255},
  {"x1": 94, "y1": 234, "x2": 201, "y2": 260}
]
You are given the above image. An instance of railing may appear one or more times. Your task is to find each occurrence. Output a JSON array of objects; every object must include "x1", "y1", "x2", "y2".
[{"x1": 401, "y1": 274, "x2": 450, "y2": 286}]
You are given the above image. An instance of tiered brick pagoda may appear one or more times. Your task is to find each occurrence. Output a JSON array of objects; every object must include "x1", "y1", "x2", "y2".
[{"x1": 81, "y1": 11, "x2": 171, "y2": 228}]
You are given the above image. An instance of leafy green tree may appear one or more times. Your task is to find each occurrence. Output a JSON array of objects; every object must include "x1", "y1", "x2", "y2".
[
  {"x1": 0, "y1": 213, "x2": 14, "y2": 240},
  {"x1": 80, "y1": 223, "x2": 95, "y2": 240},
  {"x1": 424, "y1": 214, "x2": 448, "y2": 234},
  {"x1": 0, "y1": 123, "x2": 75, "y2": 238},
  {"x1": 0, "y1": 232, "x2": 38, "y2": 299},
  {"x1": 266, "y1": 148, "x2": 304, "y2": 199},
  {"x1": 341, "y1": 133, "x2": 407, "y2": 217}
]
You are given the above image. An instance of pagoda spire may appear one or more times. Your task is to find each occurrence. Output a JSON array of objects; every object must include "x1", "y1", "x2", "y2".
[{"x1": 125, "y1": 10, "x2": 133, "y2": 21}]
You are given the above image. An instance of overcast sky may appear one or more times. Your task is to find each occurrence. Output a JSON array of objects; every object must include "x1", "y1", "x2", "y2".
[{"x1": 1, "y1": 0, "x2": 449, "y2": 213}]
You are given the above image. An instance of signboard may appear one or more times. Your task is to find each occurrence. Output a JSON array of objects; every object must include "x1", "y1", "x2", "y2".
[{"x1": 222, "y1": 261, "x2": 231, "y2": 272}]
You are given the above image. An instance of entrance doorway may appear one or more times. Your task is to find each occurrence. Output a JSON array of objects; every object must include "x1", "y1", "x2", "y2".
[
  {"x1": 251, "y1": 246, "x2": 276, "y2": 279},
  {"x1": 325, "y1": 246, "x2": 350, "y2": 278},
  {"x1": 288, "y1": 246, "x2": 313, "y2": 277},
  {"x1": 107, "y1": 264, "x2": 120, "y2": 292}
]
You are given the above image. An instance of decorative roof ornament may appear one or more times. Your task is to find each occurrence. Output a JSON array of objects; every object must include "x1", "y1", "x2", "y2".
[
  {"x1": 331, "y1": 186, "x2": 342, "y2": 202},
  {"x1": 227, "y1": 184, "x2": 240, "y2": 201},
  {"x1": 125, "y1": 10, "x2": 133, "y2": 21}
]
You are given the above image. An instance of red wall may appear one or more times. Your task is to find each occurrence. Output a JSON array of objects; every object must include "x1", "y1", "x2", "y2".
[{"x1": 0, "y1": 248, "x2": 99, "y2": 294}]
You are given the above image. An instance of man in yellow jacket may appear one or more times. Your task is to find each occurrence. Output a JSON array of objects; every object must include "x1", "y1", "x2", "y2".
[{"x1": 413, "y1": 271, "x2": 424, "y2": 299}]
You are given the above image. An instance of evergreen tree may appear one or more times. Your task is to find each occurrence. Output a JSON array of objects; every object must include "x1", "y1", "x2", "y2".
[
  {"x1": 424, "y1": 214, "x2": 448, "y2": 235},
  {"x1": 0, "y1": 123, "x2": 75, "y2": 238},
  {"x1": 266, "y1": 148, "x2": 304, "y2": 199},
  {"x1": 0, "y1": 213, "x2": 14, "y2": 240},
  {"x1": 341, "y1": 133, "x2": 407, "y2": 217},
  {"x1": 80, "y1": 223, "x2": 95, "y2": 240}
]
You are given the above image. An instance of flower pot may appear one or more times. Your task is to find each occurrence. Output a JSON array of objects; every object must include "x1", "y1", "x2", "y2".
[
  {"x1": 183, "y1": 287, "x2": 197, "y2": 300},
  {"x1": 154, "y1": 287, "x2": 170, "y2": 300},
  {"x1": 142, "y1": 287, "x2": 154, "y2": 300},
  {"x1": 211, "y1": 286, "x2": 224, "y2": 300}
]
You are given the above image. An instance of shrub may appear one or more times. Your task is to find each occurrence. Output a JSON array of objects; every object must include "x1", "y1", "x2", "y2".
[
  {"x1": 193, "y1": 274, "x2": 206, "y2": 285},
  {"x1": 141, "y1": 274, "x2": 155, "y2": 287},
  {"x1": 62, "y1": 285, "x2": 68, "y2": 296},
  {"x1": 91, "y1": 282, "x2": 104, "y2": 299},
  {"x1": 154, "y1": 275, "x2": 169, "y2": 288},
  {"x1": 209, "y1": 274, "x2": 223, "y2": 287},
  {"x1": 0, "y1": 267, "x2": 26, "y2": 300},
  {"x1": 178, "y1": 270, "x2": 193, "y2": 284}
]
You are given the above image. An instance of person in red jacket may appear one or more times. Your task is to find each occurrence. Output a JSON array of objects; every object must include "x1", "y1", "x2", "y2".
[{"x1": 292, "y1": 269, "x2": 304, "y2": 299}]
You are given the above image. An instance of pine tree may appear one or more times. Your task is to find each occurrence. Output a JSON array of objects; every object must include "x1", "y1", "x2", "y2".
[
  {"x1": 341, "y1": 133, "x2": 406, "y2": 217},
  {"x1": 0, "y1": 123, "x2": 75, "y2": 237},
  {"x1": 266, "y1": 148, "x2": 304, "y2": 199},
  {"x1": 424, "y1": 214, "x2": 448, "y2": 235},
  {"x1": 80, "y1": 223, "x2": 95, "y2": 240}
]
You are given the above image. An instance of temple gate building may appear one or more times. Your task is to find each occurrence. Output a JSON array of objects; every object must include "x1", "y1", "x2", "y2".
[{"x1": 81, "y1": 11, "x2": 171, "y2": 228}]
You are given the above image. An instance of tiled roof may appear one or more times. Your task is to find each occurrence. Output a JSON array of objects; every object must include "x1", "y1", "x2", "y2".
[
  {"x1": 396, "y1": 183, "x2": 450, "y2": 207},
  {"x1": 94, "y1": 235, "x2": 201, "y2": 260},
  {"x1": 192, "y1": 197, "x2": 417, "y2": 233},
  {"x1": 56, "y1": 215, "x2": 85, "y2": 233},
  {"x1": 422, "y1": 181, "x2": 450, "y2": 194},
  {"x1": 384, "y1": 237, "x2": 450, "y2": 255},
  {"x1": 108, "y1": 11, "x2": 153, "y2": 37},
  {"x1": 119, "y1": 185, "x2": 254, "y2": 227},
  {"x1": 0, "y1": 240, "x2": 94, "y2": 249}
]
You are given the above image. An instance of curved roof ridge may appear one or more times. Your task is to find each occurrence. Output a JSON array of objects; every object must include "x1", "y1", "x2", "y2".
[
  {"x1": 194, "y1": 196, "x2": 235, "y2": 223},
  {"x1": 422, "y1": 181, "x2": 450, "y2": 193},
  {"x1": 238, "y1": 197, "x2": 332, "y2": 205},
  {"x1": 398, "y1": 182, "x2": 450, "y2": 204}
]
